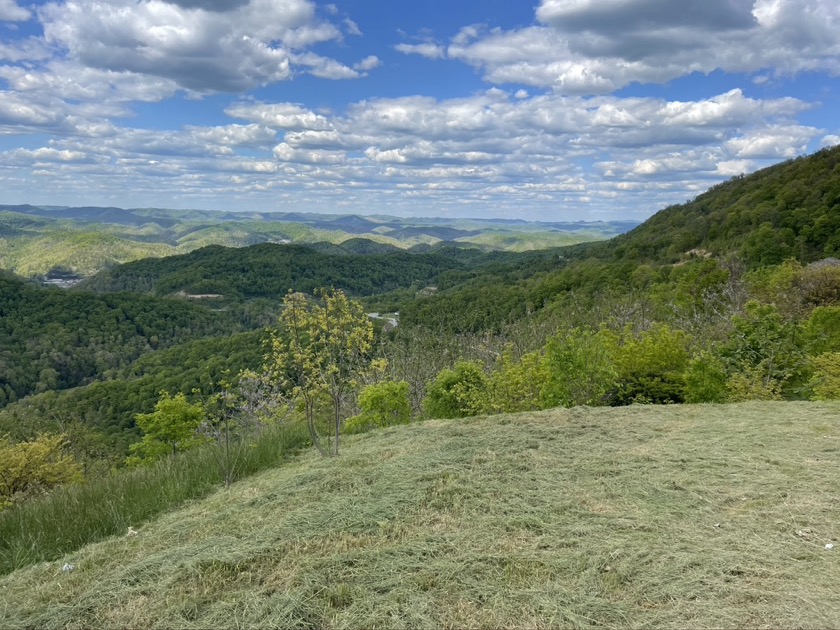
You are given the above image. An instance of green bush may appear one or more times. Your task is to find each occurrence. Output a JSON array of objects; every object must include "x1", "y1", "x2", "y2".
[
  {"x1": 126, "y1": 392, "x2": 206, "y2": 466},
  {"x1": 487, "y1": 349, "x2": 548, "y2": 413},
  {"x1": 683, "y1": 352, "x2": 729, "y2": 403},
  {"x1": 345, "y1": 381, "x2": 411, "y2": 434},
  {"x1": 610, "y1": 325, "x2": 690, "y2": 405},
  {"x1": 0, "y1": 434, "x2": 83, "y2": 511},
  {"x1": 424, "y1": 362, "x2": 490, "y2": 419},
  {"x1": 541, "y1": 328, "x2": 617, "y2": 408},
  {"x1": 810, "y1": 352, "x2": 840, "y2": 400},
  {"x1": 722, "y1": 301, "x2": 809, "y2": 400},
  {"x1": 804, "y1": 306, "x2": 840, "y2": 354}
]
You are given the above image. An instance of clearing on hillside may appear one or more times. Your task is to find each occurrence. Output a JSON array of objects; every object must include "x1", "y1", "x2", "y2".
[{"x1": 2, "y1": 402, "x2": 839, "y2": 629}]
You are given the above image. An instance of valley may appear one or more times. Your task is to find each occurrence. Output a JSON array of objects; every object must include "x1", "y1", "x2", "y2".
[{"x1": 1, "y1": 145, "x2": 839, "y2": 626}]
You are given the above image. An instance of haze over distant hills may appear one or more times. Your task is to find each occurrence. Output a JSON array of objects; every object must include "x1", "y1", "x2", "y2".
[{"x1": 0, "y1": 205, "x2": 637, "y2": 278}]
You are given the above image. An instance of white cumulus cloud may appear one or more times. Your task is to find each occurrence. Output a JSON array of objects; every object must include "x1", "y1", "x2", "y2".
[
  {"x1": 446, "y1": 0, "x2": 840, "y2": 94},
  {"x1": 37, "y1": 0, "x2": 348, "y2": 93},
  {"x1": 0, "y1": 0, "x2": 30, "y2": 21},
  {"x1": 395, "y1": 42, "x2": 446, "y2": 59}
]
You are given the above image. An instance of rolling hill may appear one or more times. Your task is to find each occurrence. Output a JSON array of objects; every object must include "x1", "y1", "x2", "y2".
[
  {"x1": 2, "y1": 402, "x2": 839, "y2": 628},
  {"x1": 0, "y1": 205, "x2": 634, "y2": 279},
  {"x1": 76, "y1": 243, "x2": 468, "y2": 298}
]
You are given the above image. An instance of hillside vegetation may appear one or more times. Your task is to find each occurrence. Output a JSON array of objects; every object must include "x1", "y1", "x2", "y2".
[
  {"x1": 604, "y1": 145, "x2": 840, "y2": 266},
  {"x1": 399, "y1": 145, "x2": 840, "y2": 333},
  {"x1": 3, "y1": 146, "x2": 840, "y2": 467},
  {"x1": 77, "y1": 243, "x2": 467, "y2": 298},
  {"x1": 2, "y1": 402, "x2": 839, "y2": 628}
]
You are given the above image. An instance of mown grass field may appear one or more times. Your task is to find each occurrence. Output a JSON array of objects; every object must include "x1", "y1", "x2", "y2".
[{"x1": 2, "y1": 402, "x2": 839, "y2": 628}]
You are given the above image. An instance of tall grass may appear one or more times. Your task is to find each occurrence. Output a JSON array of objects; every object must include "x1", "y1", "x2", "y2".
[{"x1": 0, "y1": 422, "x2": 308, "y2": 575}]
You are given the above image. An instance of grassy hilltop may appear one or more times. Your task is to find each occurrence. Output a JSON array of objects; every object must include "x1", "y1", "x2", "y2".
[{"x1": 3, "y1": 401, "x2": 839, "y2": 629}]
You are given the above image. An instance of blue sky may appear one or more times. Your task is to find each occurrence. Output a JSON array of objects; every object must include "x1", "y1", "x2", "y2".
[{"x1": 0, "y1": 0, "x2": 838, "y2": 221}]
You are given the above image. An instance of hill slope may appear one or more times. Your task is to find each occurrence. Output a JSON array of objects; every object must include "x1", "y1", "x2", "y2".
[
  {"x1": 3, "y1": 402, "x2": 839, "y2": 628},
  {"x1": 77, "y1": 243, "x2": 467, "y2": 298},
  {"x1": 601, "y1": 144, "x2": 840, "y2": 266}
]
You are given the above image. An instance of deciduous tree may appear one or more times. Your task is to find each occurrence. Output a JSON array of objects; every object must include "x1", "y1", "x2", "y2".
[
  {"x1": 268, "y1": 289, "x2": 382, "y2": 456},
  {"x1": 126, "y1": 392, "x2": 206, "y2": 465}
]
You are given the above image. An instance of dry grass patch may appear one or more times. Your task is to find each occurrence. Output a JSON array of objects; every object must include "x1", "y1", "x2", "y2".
[{"x1": 2, "y1": 402, "x2": 839, "y2": 628}]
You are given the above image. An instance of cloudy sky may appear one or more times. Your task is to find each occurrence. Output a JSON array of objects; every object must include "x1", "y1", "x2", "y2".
[{"x1": 0, "y1": 0, "x2": 838, "y2": 221}]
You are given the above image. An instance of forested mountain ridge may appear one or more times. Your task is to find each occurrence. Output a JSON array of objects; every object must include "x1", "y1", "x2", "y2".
[
  {"x1": 600, "y1": 145, "x2": 840, "y2": 266},
  {"x1": 77, "y1": 243, "x2": 468, "y2": 298},
  {"x1": 398, "y1": 145, "x2": 840, "y2": 332}
]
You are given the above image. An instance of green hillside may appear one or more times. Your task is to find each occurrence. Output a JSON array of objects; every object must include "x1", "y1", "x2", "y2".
[
  {"x1": 0, "y1": 213, "x2": 176, "y2": 277},
  {"x1": 603, "y1": 145, "x2": 840, "y2": 266},
  {"x1": 77, "y1": 242, "x2": 472, "y2": 298},
  {"x1": 3, "y1": 402, "x2": 839, "y2": 628},
  {"x1": 0, "y1": 273, "x2": 236, "y2": 410},
  {"x1": 400, "y1": 146, "x2": 840, "y2": 332}
]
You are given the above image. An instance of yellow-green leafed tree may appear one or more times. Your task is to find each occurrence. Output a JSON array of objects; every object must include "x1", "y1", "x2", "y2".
[
  {"x1": 126, "y1": 392, "x2": 206, "y2": 466},
  {"x1": 0, "y1": 434, "x2": 83, "y2": 511},
  {"x1": 269, "y1": 289, "x2": 383, "y2": 456}
]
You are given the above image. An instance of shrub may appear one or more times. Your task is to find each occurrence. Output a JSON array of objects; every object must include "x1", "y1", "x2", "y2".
[
  {"x1": 804, "y1": 306, "x2": 840, "y2": 354},
  {"x1": 424, "y1": 362, "x2": 490, "y2": 419},
  {"x1": 541, "y1": 328, "x2": 616, "y2": 408},
  {"x1": 126, "y1": 392, "x2": 206, "y2": 466},
  {"x1": 722, "y1": 301, "x2": 809, "y2": 399},
  {"x1": 810, "y1": 352, "x2": 840, "y2": 400},
  {"x1": 683, "y1": 352, "x2": 729, "y2": 403},
  {"x1": 345, "y1": 381, "x2": 411, "y2": 434},
  {"x1": 487, "y1": 349, "x2": 548, "y2": 413},
  {"x1": 611, "y1": 325, "x2": 690, "y2": 405},
  {"x1": 0, "y1": 434, "x2": 83, "y2": 511}
]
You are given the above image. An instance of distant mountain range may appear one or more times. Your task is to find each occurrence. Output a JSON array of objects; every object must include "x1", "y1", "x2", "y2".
[
  {"x1": 0, "y1": 203, "x2": 638, "y2": 234},
  {"x1": 0, "y1": 205, "x2": 638, "y2": 278}
]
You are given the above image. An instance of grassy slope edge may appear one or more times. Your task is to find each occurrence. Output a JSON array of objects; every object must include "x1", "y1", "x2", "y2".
[{"x1": 2, "y1": 402, "x2": 839, "y2": 629}]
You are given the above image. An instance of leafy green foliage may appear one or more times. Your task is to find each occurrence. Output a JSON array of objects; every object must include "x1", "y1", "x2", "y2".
[
  {"x1": 683, "y1": 352, "x2": 729, "y2": 403},
  {"x1": 126, "y1": 393, "x2": 206, "y2": 465},
  {"x1": 722, "y1": 301, "x2": 809, "y2": 400},
  {"x1": 344, "y1": 381, "x2": 411, "y2": 434},
  {"x1": 804, "y1": 306, "x2": 840, "y2": 354},
  {"x1": 0, "y1": 434, "x2": 83, "y2": 511},
  {"x1": 542, "y1": 329, "x2": 617, "y2": 408},
  {"x1": 748, "y1": 259, "x2": 840, "y2": 316},
  {"x1": 267, "y1": 289, "x2": 381, "y2": 455},
  {"x1": 0, "y1": 273, "x2": 233, "y2": 408},
  {"x1": 487, "y1": 349, "x2": 548, "y2": 413},
  {"x1": 810, "y1": 353, "x2": 840, "y2": 400},
  {"x1": 609, "y1": 325, "x2": 691, "y2": 404},
  {"x1": 0, "y1": 330, "x2": 265, "y2": 464},
  {"x1": 424, "y1": 361, "x2": 490, "y2": 419}
]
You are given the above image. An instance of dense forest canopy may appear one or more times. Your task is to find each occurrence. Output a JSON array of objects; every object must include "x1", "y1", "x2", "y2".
[{"x1": 603, "y1": 146, "x2": 840, "y2": 265}]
